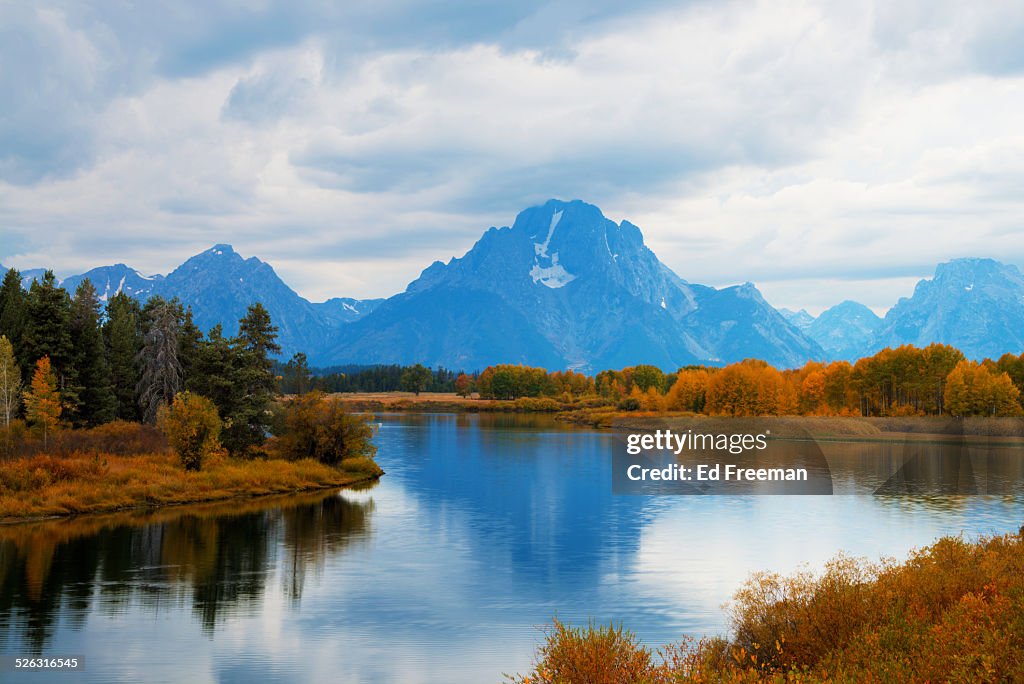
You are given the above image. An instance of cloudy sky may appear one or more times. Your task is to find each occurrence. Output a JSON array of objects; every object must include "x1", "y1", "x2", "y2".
[{"x1": 2, "y1": 0, "x2": 1023, "y2": 314}]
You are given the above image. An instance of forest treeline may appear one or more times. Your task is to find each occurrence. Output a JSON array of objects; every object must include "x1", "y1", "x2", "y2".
[
  {"x1": 0, "y1": 268, "x2": 375, "y2": 468},
  {"x1": 463, "y1": 344, "x2": 1024, "y2": 417},
  {"x1": 278, "y1": 360, "x2": 458, "y2": 395},
  {"x1": 1, "y1": 266, "x2": 1021, "y2": 438}
]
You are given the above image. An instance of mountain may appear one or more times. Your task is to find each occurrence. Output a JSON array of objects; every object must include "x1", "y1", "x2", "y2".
[
  {"x1": 0, "y1": 267, "x2": 49, "y2": 289},
  {"x1": 779, "y1": 308, "x2": 814, "y2": 331},
  {"x1": 62, "y1": 264, "x2": 164, "y2": 301},
  {"x1": 804, "y1": 300, "x2": 883, "y2": 362},
  {"x1": 313, "y1": 297, "x2": 386, "y2": 326},
  {"x1": 2, "y1": 247, "x2": 381, "y2": 359},
  {"x1": 1, "y1": 263, "x2": 162, "y2": 299},
  {"x1": 321, "y1": 199, "x2": 824, "y2": 371},
  {"x1": 873, "y1": 258, "x2": 1024, "y2": 360}
]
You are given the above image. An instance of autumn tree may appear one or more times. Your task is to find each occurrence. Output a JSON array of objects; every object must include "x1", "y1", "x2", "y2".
[
  {"x1": 996, "y1": 352, "x2": 1024, "y2": 409},
  {"x1": 665, "y1": 368, "x2": 709, "y2": 412},
  {"x1": 944, "y1": 360, "x2": 1022, "y2": 417},
  {"x1": 920, "y1": 343, "x2": 966, "y2": 414},
  {"x1": 706, "y1": 359, "x2": 783, "y2": 416},
  {"x1": 454, "y1": 372, "x2": 473, "y2": 397},
  {"x1": 278, "y1": 391, "x2": 377, "y2": 466},
  {"x1": 799, "y1": 367, "x2": 827, "y2": 415},
  {"x1": 631, "y1": 364, "x2": 667, "y2": 393},
  {"x1": 160, "y1": 391, "x2": 222, "y2": 471},
  {"x1": 24, "y1": 356, "x2": 62, "y2": 448},
  {"x1": 0, "y1": 335, "x2": 21, "y2": 427},
  {"x1": 550, "y1": 370, "x2": 593, "y2": 401}
]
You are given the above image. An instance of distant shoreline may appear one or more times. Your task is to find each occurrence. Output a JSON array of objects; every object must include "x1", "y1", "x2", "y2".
[{"x1": 330, "y1": 392, "x2": 1024, "y2": 443}]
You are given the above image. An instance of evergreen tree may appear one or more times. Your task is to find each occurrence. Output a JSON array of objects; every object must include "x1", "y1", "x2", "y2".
[
  {"x1": 104, "y1": 292, "x2": 143, "y2": 421},
  {"x1": 137, "y1": 299, "x2": 182, "y2": 423},
  {"x1": 0, "y1": 335, "x2": 22, "y2": 427},
  {"x1": 283, "y1": 352, "x2": 312, "y2": 395},
  {"x1": 186, "y1": 324, "x2": 236, "y2": 417},
  {"x1": 222, "y1": 303, "x2": 280, "y2": 455},
  {"x1": 0, "y1": 268, "x2": 27, "y2": 369},
  {"x1": 21, "y1": 271, "x2": 76, "y2": 410},
  {"x1": 24, "y1": 356, "x2": 61, "y2": 449},
  {"x1": 179, "y1": 305, "x2": 203, "y2": 388},
  {"x1": 68, "y1": 279, "x2": 116, "y2": 426}
]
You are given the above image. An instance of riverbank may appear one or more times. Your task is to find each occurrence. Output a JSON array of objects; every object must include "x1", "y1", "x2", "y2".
[
  {"x1": 0, "y1": 450, "x2": 383, "y2": 521},
  {"x1": 559, "y1": 410, "x2": 1024, "y2": 443},
  {"x1": 510, "y1": 530, "x2": 1024, "y2": 683},
  {"x1": 332, "y1": 391, "x2": 543, "y2": 412},
  {"x1": 332, "y1": 392, "x2": 1024, "y2": 443}
]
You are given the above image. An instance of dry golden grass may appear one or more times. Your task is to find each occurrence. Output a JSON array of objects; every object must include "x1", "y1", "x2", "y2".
[
  {"x1": 565, "y1": 412, "x2": 1024, "y2": 443},
  {"x1": 512, "y1": 531, "x2": 1024, "y2": 683},
  {"x1": 0, "y1": 450, "x2": 382, "y2": 520}
]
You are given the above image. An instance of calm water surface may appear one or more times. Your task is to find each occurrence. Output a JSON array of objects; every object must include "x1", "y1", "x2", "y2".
[{"x1": 1, "y1": 413, "x2": 1021, "y2": 683}]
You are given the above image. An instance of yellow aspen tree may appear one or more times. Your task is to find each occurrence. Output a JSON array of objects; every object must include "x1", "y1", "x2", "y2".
[{"x1": 24, "y1": 356, "x2": 62, "y2": 449}]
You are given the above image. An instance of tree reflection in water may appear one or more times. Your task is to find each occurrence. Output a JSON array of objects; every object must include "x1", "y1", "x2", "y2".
[{"x1": 0, "y1": 487, "x2": 375, "y2": 653}]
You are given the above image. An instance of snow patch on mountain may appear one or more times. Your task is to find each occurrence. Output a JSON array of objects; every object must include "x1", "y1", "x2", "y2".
[
  {"x1": 534, "y1": 210, "x2": 562, "y2": 259},
  {"x1": 530, "y1": 252, "x2": 576, "y2": 288}
]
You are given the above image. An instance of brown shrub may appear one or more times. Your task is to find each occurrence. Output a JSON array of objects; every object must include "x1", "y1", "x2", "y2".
[{"x1": 512, "y1": 532, "x2": 1024, "y2": 682}]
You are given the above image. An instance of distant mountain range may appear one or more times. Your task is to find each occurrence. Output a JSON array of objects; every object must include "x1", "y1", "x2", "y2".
[
  {"x1": 780, "y1": 258, "x2": 1024, "y2": 362},
  {"x1": 3, "y1": 200, "x2": 1023, "y2": 369},
  {"x1": 321, "y1": 200, "x2": 822, "y2": 371}
]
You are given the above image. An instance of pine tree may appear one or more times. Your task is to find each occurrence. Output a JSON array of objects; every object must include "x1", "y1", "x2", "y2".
[
  {"x1": 179, "y1": 305, "x2": 203, "y2": 389},
  {"x1": 137, "y1": 299, "x2": 182, "y2": 423},
  {"x1": 22, "y1": 271, "x2": 77, "y2": 415},
  {"x1": 24, "y1": 356, "x2": 61, "y2": 449},
  {"x1": 21, "y1": 271, "x2": 72, "y2": 373},
  {"x1": 104, "y1": 292, "x2": 143, "y2": 421},
  {"x1": 283, "y1": 352, "x2": 312, "y2": 395},
  {"x1": 0, "y1": 335, "x2": 22, "y2": 427},
  {"x1": 186, "y1": 324, "x2": 235, "y2": 416},
  {"x1": 0, "y1": 268, "x2": 27, "y2": 370},
  {"x1": 222, "y1": 303, "x2": 280, "y2": 455},
  {"x1": 69, "y1": 279, "x2": 116, "y2": 426}
]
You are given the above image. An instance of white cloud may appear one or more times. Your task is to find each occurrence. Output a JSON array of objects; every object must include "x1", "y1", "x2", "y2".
[{"x1": 2, "y1": 0, "x2": 1024, "y2": 309}]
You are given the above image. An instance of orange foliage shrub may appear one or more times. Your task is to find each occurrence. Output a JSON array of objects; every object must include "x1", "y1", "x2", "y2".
[
  {"x1": 159, "y1": 391, "x2": 222, "y2": 471},
  {"x1": 512, "y1": 532, "x2": 1024, "y2": 682}
]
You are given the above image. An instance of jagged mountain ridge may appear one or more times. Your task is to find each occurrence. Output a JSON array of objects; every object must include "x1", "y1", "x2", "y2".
[
  {"x1": 803, "y1": 300, "x2": 883, "y2": 362},
  {"x1": 781, "y1": 259, "x2": 1024, "y2": 362},
  {"x1": 1, "y1": 247, "x2": 380, "y2": 358},
  {"x1": 322, "y1": 200, "x2": 824, "y2": 370},
  {"x1": 6, "y1": 205, "x2": 1021, "y2": 369},
  {"x1": 872, "y1": 258, "x2": 1024, "y2": 360}
]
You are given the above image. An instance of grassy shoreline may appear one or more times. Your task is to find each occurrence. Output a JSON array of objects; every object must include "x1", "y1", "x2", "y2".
[
  {"x1": 511, "y1": 531, "x2": 1024, "y2": 683},
  {"x1": 332, "y1": 392, "x2": 1024, "y2": 443},
  {"x1": 0, "y1": 450, "x2": 383, "y2": 521},
  {"x1": 580, "y1": 412, "x2": 1024, "y2": 443}
]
